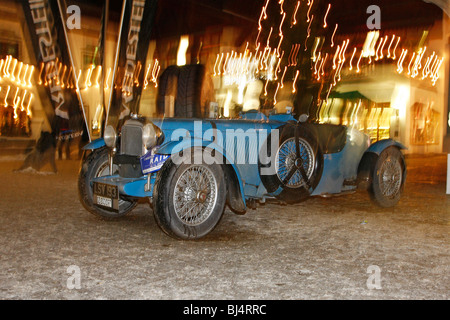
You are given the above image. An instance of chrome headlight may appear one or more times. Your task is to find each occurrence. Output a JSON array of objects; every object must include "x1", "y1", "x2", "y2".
[
  {"x1": 104, "y1": 125, "x2": 117, "y2": 148},
  {"x1": 142, "y1": 123, "x2": 157, "y2": 149}
]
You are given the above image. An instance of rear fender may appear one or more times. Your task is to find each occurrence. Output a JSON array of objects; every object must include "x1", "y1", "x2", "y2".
[
  {"x1": 357, "y1": 139, "x2": 407, "y2": 189},
  {"x1": 366, "y1": 139, "x2": 407, "y2": 155}
]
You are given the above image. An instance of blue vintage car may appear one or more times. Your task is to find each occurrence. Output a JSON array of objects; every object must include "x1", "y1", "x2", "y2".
[{"x1": 78, "y1": 109, "x2": 406, "y2": 240}]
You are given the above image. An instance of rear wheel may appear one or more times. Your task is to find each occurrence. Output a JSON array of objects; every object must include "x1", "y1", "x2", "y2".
[
  {"x1": 370, "y1": 147, "x2": 406, "y2": 208},
  {"x1": 259, "y1": 124, "x2": 323, "y2": 203},
  {"x1": 78, "y1": 148, "x2": 137, "y2": 219},
  {"x1": 153, "y1": 150, "x2": 226, "y2": 240}
]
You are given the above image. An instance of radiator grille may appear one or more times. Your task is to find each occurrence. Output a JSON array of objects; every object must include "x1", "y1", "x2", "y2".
[{"x1": 121, "y1": 122, "x2": 143, "y2": 156}]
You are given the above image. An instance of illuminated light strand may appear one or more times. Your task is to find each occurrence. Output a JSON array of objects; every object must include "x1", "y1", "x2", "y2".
[
  {"x1": 325, "y1": 84, "x2": 333, "y2": 103},
  {"x1": 292, "y1": 44, "x2": 300, "y2": 66},
  {"x1": 306, "y1": 0, "x2": 314, "y2": 23},
  {"x1": 319, "y1": 53, "x2": 328, "y2": 77},
  {"x1": 323, "y1": 3, "x2": 331, "y2": 28},
  {"x1": 374, "y1": 36, "x2": 383, "y2": 61},
  {"x1": 292, "y1": 70, "x2": 300, "y2": 93},
  {"x1": 407, "y1": 52, "x2": 416, "y2": 75},
  {"x1": 431, "y1": 57, "x2": 444, "y2": 86},
  {"x1": 280, "y1": 66, "x2": 287, "y2": 88},
  {"x1": 356, "y1": 49, "x2": 364, "y2": 73},
  {"x1": 4, "y1": 56, "x2": 12, "y2": 78},
  {"x1": 94, "y1": 66, "x2": 102, "y2": 87},
  {"x1": 291, "y1": 1, "x2": 301, "y2": 26},
  {"x1": 218, "y1": 53, "x2": 224, "y2": 75},
  {"x1": 332, "y1": 45, "x2": 340, "y2": 70},
  {"x1": 277, "y1": 33, "x2": 284, "y2": 58},
  {"x1": 75, "y1": 69, "x2": 82, "y2": 92},
  {"x1": 20, "y1": 90, "x2": 27, "y2": 112},
  {"x1": 67, "y1": 67, "x2": 74, "y2": 89},
  {"x1": 84, "y1": 65, "x2": 94, "y2": 88},
  {"x1": 26, "y1": 93, "x2": 33, "y2": 116},
  {"x1": 213, "y1": 54, "x2": 220, "y2": 76},
  {"x1": 274, "y1": 82, "x2": 280, "y2": 105},
  {"x1": 279, "y1": 0, "x2": 285, "y2": 14},
  {"x1": 3, "y1": 85, "x2": 10, "y2": 107},
  {"x1": 392, "y1": 36, "x2": 401, "y2": 60},
  {"x1": 15, "y1": 62, "x2": 23, "y2": 85},
  {"x1": 387, "y1": 34, "x2": 395, "y2": 58},
  {"x1": 56, "y1": 62, "x2": 62, "y2": 85},
  {"x1": 314, "y1": 52, "x2": 321, "y2": 75},
  {"x1": 10, "y1": 58, "x2": 17, "y2": 81},
  {"x1": 349, "y1": 47, "x2": 357, "y2": 71},
  {"x1": 411, "y1": 47, "x2": 426, "y2": 78},
  {"x1": 397, "y1": 49, "x2": 407, "y2": 74},
  {"x1": 304, "y1": 15, "x2": 314, "y2": 51},
  {"x1": 287, "y1": 45, "x2": 295, "y2": 66},
  {"x1": 143, "y1": 63, "x2": 152, "y2": 89},
  {"x1": 223, "y1": 52, "x2": 231, "y2": 75},
  {"x1": 13, "y1": 87, "x2": 20, "y2": 119},
  {"x1": 274, "y1": 50, "x2": 284, "y2": 80},
  {"x1": 151, "y1": 60, "x2": 160, "y2": 86},
  {"x1": 421, "y1": 56, "x2": 432, "y2": 80},
  {"x1": 0, "y1": 59, "x2": 4, "y2": 80},
  {"x1": 379, "y1": 35, "x2": 388, "y2": 59},
  {"x1": 264, "y1": 78, "x2": 269, "y2": 96},
  {"x1": 27, "y1": 65, "x2": 34, "y2": 88},
  {"x1": 424, "y1": 52, "x2": 435, "y2": 78},
  {"x1": 60, "y1": 65, "x2": 67, "y2": 88},
  {"x1": 277, "y1": 10, "x2": 286, "y2": 56},
  {"x1": 279, "y1": 11, "x2": 286, "y2": 36},
  {"x1": 331, "y1": 24, "x2": 338, "y2": 47},
  {"x1": 336, "y1": 40, "x2": 349, "y2": 82},
  {"x1": 133, "y1": 63, "x2": 142, "y2": 87}
]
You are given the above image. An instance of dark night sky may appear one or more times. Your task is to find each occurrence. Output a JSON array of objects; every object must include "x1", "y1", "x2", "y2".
[{"x1": 75, "y1": 0, "x2": 444, "y2": 38}]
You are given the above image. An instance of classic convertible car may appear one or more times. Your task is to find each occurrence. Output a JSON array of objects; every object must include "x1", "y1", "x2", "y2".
[{"x1": 78, "y1": 107, "x2": 406, "y2": 240}]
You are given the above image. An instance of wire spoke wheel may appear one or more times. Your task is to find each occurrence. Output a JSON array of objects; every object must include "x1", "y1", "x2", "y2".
[
  {"x1": 276, "y1": 137, "x2": 315, "y2": 188},
  {"x1": 173, "y1": 166, "x2": 218, "y2": 226},
  {"x1": 370, "y1": 147, "x2": 406, "y2": 208},
  {"x1": 153, "y1": 153, "x2": 226, "y2": 240},
  {"x1": 379, "y1": 156, "x2": 403, "y2": 198}
]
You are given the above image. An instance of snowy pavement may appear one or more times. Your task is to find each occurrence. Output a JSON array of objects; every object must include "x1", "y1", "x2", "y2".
[{"x1": 0, "y1": 154, "x2": 448, "y2": 300}]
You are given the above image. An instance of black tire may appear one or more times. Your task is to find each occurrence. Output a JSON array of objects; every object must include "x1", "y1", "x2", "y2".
[
  {"x1": 259, "y1": 124, "x2": 323, "y2": 204},
  {"x1": 370, "y1": 147, "x2": 406, "y2": 208},
  {"x1": 153, "y1": 149, "x2": 226, "y2": 240},
  {"x1": 78, "y1": 147, "x2": 137, "y2": 219},
  {"x1": 175, "y1": 64, "x2": 206, "y2": 118},
  {"x1": 156, "y1": 65, "x2": 180, "y2": 116}
]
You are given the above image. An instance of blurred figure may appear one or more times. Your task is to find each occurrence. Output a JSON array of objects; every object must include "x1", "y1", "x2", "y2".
[{"x1": 15, "y1": 131, "x2": 57, "y2": 173}]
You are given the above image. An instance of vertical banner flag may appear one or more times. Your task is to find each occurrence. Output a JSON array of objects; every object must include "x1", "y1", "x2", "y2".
[
  {"x1": 107, "y1": 0, "x2": 158, "y2": 127},
  {"x1": 22, "y1": 0, "x2": 84, "y2": 136}
]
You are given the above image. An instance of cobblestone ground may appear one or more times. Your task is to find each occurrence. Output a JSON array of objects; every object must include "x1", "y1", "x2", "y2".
[{"x1": 0, "y1": 153, "x2": 448, "y2": 300}]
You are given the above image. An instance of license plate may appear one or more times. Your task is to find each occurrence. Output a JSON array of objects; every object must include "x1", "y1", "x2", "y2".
[
  {"x1": 140, "y1": 150, "x2": 170, "y2": 174},
  {"x1": 93, "y1": 182, "x2": 119, "y2": 211}
]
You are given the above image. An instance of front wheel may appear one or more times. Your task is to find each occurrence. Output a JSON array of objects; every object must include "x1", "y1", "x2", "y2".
[
  {"x1": 370, "y1": 147, "x2": 406, "y2": 208},
  {"x1": 78, "y1": 147, "x2": 137, "y2": 219},
  {"x1": 153, "y1": 152, "x2": 226, "y2": 240}
]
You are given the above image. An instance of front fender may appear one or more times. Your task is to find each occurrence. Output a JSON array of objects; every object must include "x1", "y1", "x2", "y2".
[
  {"x1": 156, "y1": 138, "x2": 246, "y2": 210},
  {"x1": 366, "y1": 139, "x2": 407, "y2": 155},
  {"x1": 82, "y1": 138, "x2": 106, "y2": 150}
]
